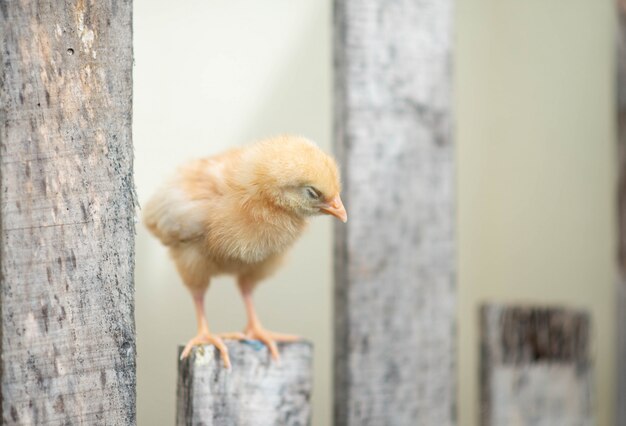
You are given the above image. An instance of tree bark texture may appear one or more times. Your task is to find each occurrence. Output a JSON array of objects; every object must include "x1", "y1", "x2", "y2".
[
  {"x1": 176, "y1": 341, "x2": 312, "y2": 426},
  {"x1": 0, "y1": 1, "x2": 135, "y2": 424},
  {"x1": 617, "y1": 1, "x2": 626, "y2": 423},
  {"x1": 333, "y1": 1, "x2": 455, "y2": 425},
  {"x1": 480, "y1": 305, "x2": 592, "y2": 426}
]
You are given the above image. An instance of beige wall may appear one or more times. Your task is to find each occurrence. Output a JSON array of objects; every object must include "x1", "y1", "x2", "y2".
[
  {"x1": 456, "y1": 0, "x2": 616, "y2": 424},
  {"x1": 134, "y1": 1, "x2": 333, "y2": 425},
  {"x1": 135, "y1": 0, "x2": 616, "y2": 424}
]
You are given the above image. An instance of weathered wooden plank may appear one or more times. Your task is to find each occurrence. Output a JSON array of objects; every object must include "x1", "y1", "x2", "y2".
[
  {"x1": 480, "y1": 305, "x2": 592, "y2": 426},
  {"x1": 176, "y1": 341, "x2": 312, "y2": 426},
  {"x1": 333, "y1": 1, "x2": 455, "y2": 425},
  {"x1": 0, "y1": 1, "x2": 135, "y2": 424},
  {"x1": 617, "y1": 1, "x2": 626, "y2": 424}
]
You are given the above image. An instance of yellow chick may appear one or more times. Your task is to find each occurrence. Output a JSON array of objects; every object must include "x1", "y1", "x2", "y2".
[{"x1": 143, "y1": 135, "x2": 347, "y2": 367}]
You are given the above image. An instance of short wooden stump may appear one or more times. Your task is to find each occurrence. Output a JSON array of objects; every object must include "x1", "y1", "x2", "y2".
[{"x1": 176, "y1": 341, "x2": 313, "y2": 426}]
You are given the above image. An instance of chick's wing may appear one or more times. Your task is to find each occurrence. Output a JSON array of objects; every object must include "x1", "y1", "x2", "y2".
[{"x1": 142, "y1": 158, "x2": 225, "y2": 247}]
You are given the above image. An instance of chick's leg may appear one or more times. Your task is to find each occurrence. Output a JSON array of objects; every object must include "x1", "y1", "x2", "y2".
[
  {"x1": 180, "y1": 287, "x2": 231, "y2": 368},
  {"x1": 237, "y1": 278, "x2": 300, "y2": 360}
]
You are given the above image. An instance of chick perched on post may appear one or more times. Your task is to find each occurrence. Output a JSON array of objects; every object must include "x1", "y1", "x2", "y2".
[{"x1": 143, "y1": 135, "x2": 347, "y2": 367}]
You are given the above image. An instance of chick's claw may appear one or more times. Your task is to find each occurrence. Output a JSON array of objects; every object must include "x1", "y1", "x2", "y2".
[
  {"x1": 245, "y1": 326, "x2": 301, "y2": 361},
  {"x1": 218, "y1": 331, "x2": 247, "y2": 340},
  {"x1": 261, "y1": 330, "x2": 300, "y2": 342},
  {"x1": 180, "y1": 333, "x2": 231, "y2": 369}
]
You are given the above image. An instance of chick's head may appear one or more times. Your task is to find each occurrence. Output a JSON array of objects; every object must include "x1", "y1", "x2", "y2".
[{"x1": 241, "y1": 135, "x2": 347, "y2": 222}]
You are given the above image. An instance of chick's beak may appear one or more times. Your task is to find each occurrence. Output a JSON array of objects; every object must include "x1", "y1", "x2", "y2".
[{"x1": 321, "y1": 195, "x2": 348, "y2": 223}]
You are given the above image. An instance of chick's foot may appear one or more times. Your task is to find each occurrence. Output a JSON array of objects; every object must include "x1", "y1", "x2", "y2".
[
  {"x1": 180, "y1": 333, "x2": 231, "y2": 369},
  {"x1": 222, "y1": 325, "x2": 300, "y2": 361}
]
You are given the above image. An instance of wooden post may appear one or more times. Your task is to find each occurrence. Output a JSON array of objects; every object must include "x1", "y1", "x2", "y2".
[
  {"x1": 480, "y1": 305, "x2": 592, "y2": 426},
  {"x1": 0, "y1": 1, "x2": 135, "y2": 424},
  {"x1": 333, "y1": 0, "x2": 455, "y2": 425},
  {"x1": 176, "y1": 341, "x2": 313, "y2": 426},
  {"x1": 617, "y1": 1, "x2": 626, "y2": 423}
]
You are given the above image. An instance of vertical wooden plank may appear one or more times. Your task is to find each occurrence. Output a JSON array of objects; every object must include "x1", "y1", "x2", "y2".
[
  {"x1": 617, "y1": 1, "x2": 626, "y2": 424},
  {"x1": 333, "y1": 1, "x2": 455, "y2": 425},
  {"x1": 176, "y1": 341, "x2": 313, "y2": 426},
  {"x1": 0, "y1": 0, "x2": 135, "y2": 424},
  {"x1": 480, "y1": 305, "x2": 592, "y2": 426}
]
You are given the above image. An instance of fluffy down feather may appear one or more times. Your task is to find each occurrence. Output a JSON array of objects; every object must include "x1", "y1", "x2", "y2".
[{"x1": 143, "y1": 135, "x2": 345, "y2": 288}]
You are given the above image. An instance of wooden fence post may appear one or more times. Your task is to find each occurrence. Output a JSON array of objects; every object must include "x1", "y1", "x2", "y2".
[
  {"x1": 333, "y1": 0, "x2": 456, "y2": 425},
  {"x1": 480, "y1": 305, "x2": 592, "y2": 426},
  {"x1": 617, "y1": 0, "x2": 626, "y2": 423},
  {"x1": 176, "y1": 341, "x2": 313, "y2": 426},
  {"x1": 0, "y1": 1, "x2": 135, "y2": 423}
]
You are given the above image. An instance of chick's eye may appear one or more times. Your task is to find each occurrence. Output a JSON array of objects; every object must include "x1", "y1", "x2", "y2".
[{"x1": 305, "y1": 187, "x2": 320, "y2": 199}]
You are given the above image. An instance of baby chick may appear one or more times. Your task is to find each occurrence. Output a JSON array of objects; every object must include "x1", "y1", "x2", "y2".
[{"x1": 143, "y1": 135, "x2": 347, "y2": 368}]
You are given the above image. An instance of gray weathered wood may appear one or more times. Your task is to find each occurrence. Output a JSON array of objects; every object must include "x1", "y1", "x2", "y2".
[
  {"x1": 333, "y1": 0, "x2": 455, "y2": 425},
  {"x1": 617, "y1": 1, "x2": 626, "y2": 423},
  {"x1": 480, "y1": 305, "x2": 592, "y2": 426},
  {"x1": 0, "y1": 1, "x2": 135, "y2": 424},
  {"x1": 177, "y1": 341, "x2": 312, "y2": 426}
]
